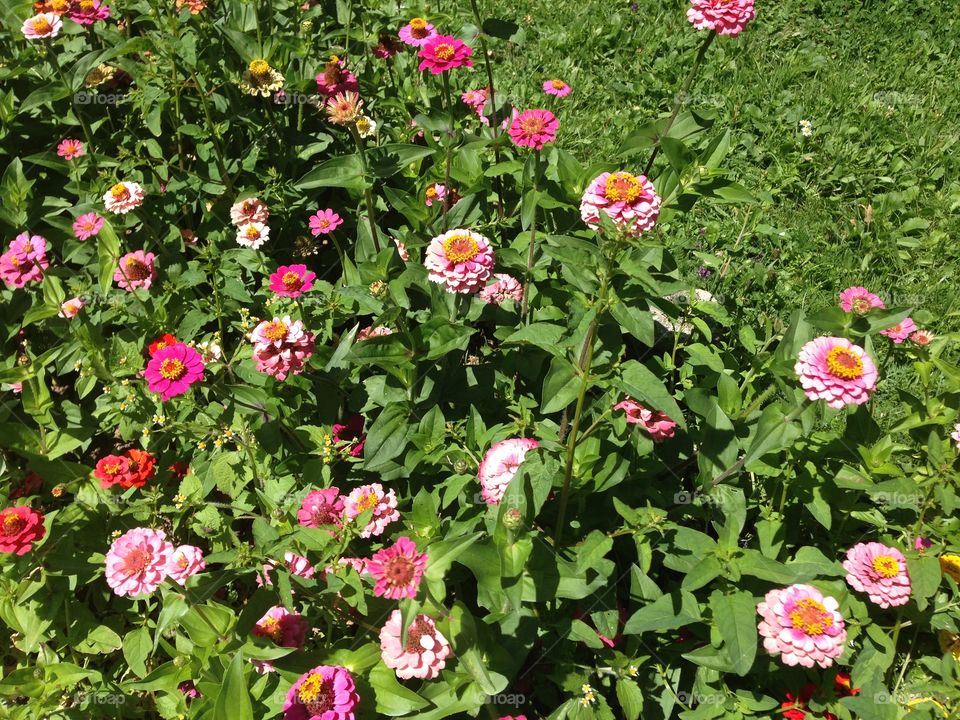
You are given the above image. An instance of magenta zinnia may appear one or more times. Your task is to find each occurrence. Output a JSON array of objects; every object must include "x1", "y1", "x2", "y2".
[
  {"x1": 0, "y1": 233, "x2": 49, "y2": 289},
  {"x1": 283, "y1": 665, "x2": 360, "y2": 720},
  {"x1": 795, "y1": 337, "x2": 878, "y2": 409},
  {"x1": 417, "y1": 34, "x2": 473, "y2": 74},
  {"x1": 757, "y1": 584, "x2": 846, "y2": 668},
  {"x1": 144, "y1": 342, "x2": 205, "y2": 400},
  {"x1": 379, "y1": 609, "x2": 452, "y2": 680},
  {"x1": 298, "y1": 488, "x2": 344, "y2": 531},
  {"x1": 843, "y1": 542, "x2": 911, "y2": 608},
  {"x1": 687, "y1": 0, "x2": 756, "y2": 37},
  {"x1": 580, "y1": 171, "x2": 662, "y2": 236},
  {"x1": 508, "y1": 109, "x2": 559, "y2": 150},
  {"x1": 72, "y1": 212, "x2": 104, "y2": 241},
  {"x1": 424, "y1": 229, "x2": 495, "y2": 295},
  {"x1": 399, "y1": 17, "x2": 436, "y2": 47},
  {"x1": 269, "y1": 264, "x2": 316, "y2": 297},
  {"x1": 366, "y1": 537, "x2": 427, "y2": 600}
]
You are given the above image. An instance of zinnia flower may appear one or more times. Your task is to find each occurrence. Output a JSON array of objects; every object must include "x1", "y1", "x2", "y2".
[
  {"x1": 315, "y1": 56, "x2": 358, "y2": 96},
  {"x1": 843, "y1": 542, "x2": 911, "y2": 608},
  {"x1": 68, "y1": 0, "x2": 110, "y2": 24},
  {"x1": 838, "y1": 286, "x2": 885, "y2": 315},
  {"x1": 756, "y1": 584, "x2": 847, "y2": 668},
  {"x1": 332, "y1": 415, "x2": 366, "y2": 457},
  {"x1": 22, "y1": 12, "x2": 62, "y2": 38},
  {"x1": 250, "y1": 317, "x2": 315, "y2": 380},
  {"x1": 175, "y1": 0, "x2": 207, "y2": 13},
  {"x1": 230, "y1": 197, "x2": 269, "y2": 225},
  {"x1": 543, "y1": 79, "x2": 572, "y2": 97},
  {"x1": 795, "y1": 337, "x2": 878, "y2": 409},
  {"x1": 614, "y1": 398, "x2": 678, "y2": 441},
  {"x1": 0, "y1": 506, "x2": 46, "y2": 555},
  {"x1": 425, "y1": 183, "x2": 448, "y2": 207},
  {"x1": 910, "y1": 329, "x2": 934, "y2": 346},
  {"x1": 687, "y1": 0, "x2": 756, "y2": 37},
  {"x1": 343, "y1": 483, "x2": 399, "y2": 538},
  {"x1": 253, "y1": 606, "x2": 309, "y2": 648},
  {"x1": 379, "y1": 610, "x2": 451, "y2": 680},
  {"x1": 940, "y1": 554, "x2": 960, "y2": 583},
  {"x1": 951, "y1": 423, "x2": 960, "y2": 450},
  {"x1": 580, "y1": 171, "x2": 662, "y2": 236},
  {"x1": 113, "y1": 250, "x2": 156, "y2": 292},
  {"x1": 9, "y1": 472, "x2": 42, "y2": 500},
  {"x1": 374, "y1": 32, "x2": 400, "y2": 59},
  {"x1": 0, "y1": 233, "x2": 49, "y2": 289},
  {"x1": 148, "y1": 333, "x2": 178, "y2": 356},
  {"x1": 298, "y1": 488, "x2": 344, "y2": 530},
  {"x1": 366, "y1": 537, "x2": 427, "y2": 600},
  {"x1": 72, "y1": 212, "x2": 104, "y2": 241},
  {"x1": 309, "y1": 209, "x2": 343, "y2": 236},
  {"x1": 418, "y1": 34, "x2": 473, "y2": 74},
  {"x1": 236, "y1": 222, "x2": 269, "y2": 249},
  {"x1": 399, "y1": 17, "x2": 436, "y2": 47},
  {"x1": 240, "y1": 59, "x2": 285, "y2": 97},
  {"x1": 103, "y1": 181, "x2": 145, "y2": 214},
  {"x1": 355, "y1": 115, "x2": 377, "y2": 138},
  {"x1": 57, "y1": 138, "x2": 85, "y2": 160},
  {"x1": 283, "y1": 666, "x2": 360, "y2": 720},
  {"x1": 325, "y1": 91, "x2": 363, "y2": 125},
  {"x1": 880, "y1": 317, "x2": 917, "y2": 344},
  {"x1": 478, "y1": 438, "x2": 540, "y2": 505},
  {"x1": 105, "y1": 528, "x2": 173, "y2": 597},
  {"x1": 508, "y1": 109, "x2": 559, "y2": 150},
  {"x1": 58, "y1": 297, "x2": 85, "y2": 319},
  {"x1": 424, "y1": 229, "x2": 495, "y2": 295},
  {"x1": 94, "y1": 448, "x2": 156, "y2": 489},
  {"x1": 166, "y1": 545, "x2": 206, "y2": 585},
  {"x1": 144, "y1": 342, "x2": 205, "y2": 400},
  {"x1": 393, "y1": 237, "x2": 410, "y2": 261},
  {"x1": 269, "y1": 264, "x2": 316, "y2": 297},
  {"x1": 479, "y1": 274, "x2": 524, "y2": 305}
]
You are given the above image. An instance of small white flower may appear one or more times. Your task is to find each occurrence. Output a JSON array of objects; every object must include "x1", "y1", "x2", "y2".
[
  {"x1": 236, "y1": 222, "x2": 269, "y2": 249},
  {"x1": 356, "y1": 114, "x2": 377, "y2": 138}
]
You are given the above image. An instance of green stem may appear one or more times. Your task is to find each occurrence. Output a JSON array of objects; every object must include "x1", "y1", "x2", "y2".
[
  {"x1": 520, "y1": 149, "x2": 543, "y2": 322},
  {"x1": 441, "y1": 71, "x2": 454, "y2": 232},
  {"x1": 468, "y1": 0, "x2": 506, "y2": 221},
  {"x1": 46, "y1": 42, "x2": 97, "y2": 168},
  {"x1": 189, "y1": 71, "x2": 235, "y2": 195},
  {"x1": 350, "y1": 125, "x2": 382, "y2": 253}
]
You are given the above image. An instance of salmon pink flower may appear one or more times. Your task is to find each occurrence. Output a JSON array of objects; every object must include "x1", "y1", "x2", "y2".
[
  {"x1": 72, "y1": 212, "x2": 104, "y2": 241},
  {"x1": 418, "y1": 34, "x2": 473, "y2": 74},
  {"x1": 57, "y1": 138, "x2": 85, "y2": 160},
  {"x1": 399, "y1": 17, "x2": 436, "y2": 46},
  {"x1": 0, "y1": 506, "x2": 46, "y2": 555},
  {"x1": 58, "y1": 297, "x2": 85, "y2": 319},
  {"x1": 325, "y1": 91, "x2": 363, "y2": 125},
  {"x1": 580, "y1": 171, "x2": 662, "y2": 236},
  {"x1": 843, "y1": 542, "x2": 911, "y2": 608},
  {"x1": 103, "y1": 181, "x2": 144, "y2": 214},
  {"x1": 114, "y1": 250, "x2": 156, "y2": 291},
  {"x1": 508, "y1": 109, "x2": 559, "y2": 150},
  {"x1": 910, "y1": 329, "x2": 934, "y2": 346},
  {"x1": 614, "y1": 398, "x2": 677, "y2": 441},
  {"x1": 269, "y1": 264, "x2": 316, "y2": 297},
  {"x1": 880, "y1": 317, "x2": 917, "y2": 344},
  {"x1": 367, "y1": 537, "x2": 427, "y2": 600},
  {"x1": 838, "y1": 286, "x2": 885, "y2": 315},
  {"x1": 230, "y1": 197, "x2": 269, "y2": 226},
  {"x1": 250, "y1": 317, "x2": 315, "y2": 380},
  {"x1": 795, "y1": 337, "x2": 877, "y2": 409},
  {"x1": 148, "y1": 333, "x2": 178, "y2": 356},
  {"x1": 253, "y1": 606, "x2": 309, "y2": 648},
  {"x1": 478, "y1": 438, "x2": 540, "y2": 505},
  {"x1": 298, "y1": 488, "x2": 344, "y2": 530},
  {"x1": 144, "y1": 342, "x2": 205, "y2": 400},
  {"x1": 379, "y1": 610, "x2": 451, "y2": 680},
  {"x1": 175, "y1": 0, "x2": 207, "y2": 13},
  {"x1": 283, "y1": 665, "x2": 360, "y2": 720},
  {"x1": 757, "y1": 584, "x2": 847, "y2": 668},
  {"x1": 68, "y1": 0, "x2": 110, "y2": 24},
  {"x1": 95, "y1": 448, "x2": 156, "y2": 490},
  {"x1": 425, "y1": 229, "x2": 495, "y2": 295},
  {"x1": 105, "y1": 528, "x2": 173, "y2": 597},
  {"x1": 166, "y1": 545, "x2": 206, "y2": 585},
  {"x1": 236, "y1": 221, "x2": 269, "y2": 249},
  {"x1": 461, "y1": 88, "x2": 488, "y2": 114},
  {"x1": 479, "y1": 273, "x2": 523, "y2": 305},
  {"x1": 309, "y1": 209, "x2": 343, "y2": 236},
  {"x1": 22, "y1": 12, "x2": 62, "y2": 39},
  {"x1": 687, "y1": 0, "x2": 756, "y2": 36},
  {"x1": 315, "y1": 56, "x2": 358, "y2": 96},
  {"x1": 344, "y1": 483, "x2": 399, "y2": 538},
  {"x1": 543, "y1": 79, "x2": 572, "y2": 97}
]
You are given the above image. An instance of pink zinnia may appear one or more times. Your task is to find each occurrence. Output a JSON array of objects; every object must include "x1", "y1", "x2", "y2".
[
  {"x1": 309, "y1": 208, "x2": 343, "y2": 236},
  {"x1": 57, "y1": 138, "x2": 85, "y2": 160},
  {"x1": 915, "y1": 536, "x2": 933, "y2": 551},
  {"x1": 461, "y1": 88, "x2": 488, "y2": 113},
  {"x1": 144, "y1": 342, "x2": 205, "y2": 400},
  {"x1": 393, "y1": 237, "x2": 410, "y2": 261},
  {"x1": 543, "y1": 79, "x2": 572, "y2": 97},
  {"x1": 425, "y1": 182, "x2": 447, "y2": 207},
  {"x1": 332, "y1": 414, "x2": 366, "y2": 457},
  {"x1": 842, "y1": 542, "x2": 911, "y2": 608},
  {"x1": 509, "y1": 109, "x2": 559, "y2": 150},
  {"x1": 424, "y1": 229, "x2": 495, "y2": 295},
  {"x1": 103, "y1": 181, "x2": 145, "y2": 214},
  {"x1": 68, "y1": 0, "x2": 110, "y2": 24},
  {"x1": 298, "y1": 488, "x2": 344, "y2": 530},
  {"x1": 910, "y1": 329, "x2": 935, "y2": 346},
  {"x1": 0, "y1": 506, "x2": 46, "y2": 555},
  {"x1": 283, "y1": 665, "x2": 360, "y2": 720},
  {"x1": 269, "y1": 264, "x2": 316, "y2": 297},
  {"x1": 105, "y1": 528, "x2": 173, "y2": 597},
  {"x1": 418, "y1": 34, "x2": 473, "y2": 74},
  {"x1": 757, "y1": 583, "x2": 847, "y2": 668},
  {"x1": 399, "y1": 17, "x2": 436, "y2": 47},
  {"x1": 838, "y1": 286, "x2": 885, "y2": 315},
  {"x1": 952, "y1": 423, "x2": 960, "y2": 450},
  {"x1": 795, "y1": 337, "x2": 878, "y2": 409},
  {"x1": 253, "y1": 606, "x2": 309, "y2": 648},
  {"x1": 58, "y1": 297, "x2": 85, "y2": 319},
  {"x1": 114, "y1": 250, "x2": 156, "y2": 291},
  {"x1": 230, "y1": 197, "x2": 269, "y2": 226},
  {"x1": 880, "y1": 317, "x2": 917, "y2": 344},
  {"x1": 614, "y1": 398, "x2": 678, "y2": 442},
  {"x1": 166, "y1": 544, "x2": 206, "y2": 585},
  {"x1": 580, "y1": 171, "x2": 662, "y2": 236},
  {"x1": 343, "y1": 483, "x2": 399, "y2": 538},
  {"x1": 259, "y1": 552, "x2": 316, "y2": 587},
  {"x1": 478, "y1": 438, "x2": 540, "y2": 505},
  {"x1": 357, "y1": 325, "x2": 394, "y2": 341},
  {"x1": 687, "y1": 0, "x2": 756, "y2": 37},
  {"x1": 315, "y1": 56, "x2": 359, "y2": 96},
  {"x1": 72, "y1": 212, "x2": 104, "y2": 241},
  {"x1": 22, "y1": 13, "x2": 62, "y2": 39},
  {"x1": 0, "y1": 233, "x2": 49, "y2": 289},
  {"x1": 236, "y1": 221, "x2": 269, "y2": 249},
  {"x1": 250, "y1": 317, "x2": 315, "y2": 380},
  {"x1": 366, "y1": 537, "x2": 427, "y2": 600},
  {"x1": 379, "y1": 609, "x2": 451, "y2": 680},
  {"x1": 479, "y1": 273, "x2": 524, "y2": 305}
]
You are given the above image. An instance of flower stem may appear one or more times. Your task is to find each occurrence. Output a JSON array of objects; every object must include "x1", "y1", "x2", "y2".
[
  {"x1": 46, "y1": 42, "x2": 97, "y2": 168},
  {"x1": 468, "y1": 0, "x2": 506, "y2": 221},
  {"x1": 350, "y1": 125, "x2": 382, "y2": 253},
  {"x1": 441, "y1": 71, "x2": 454, "y2": 232},
  {"x1": 520, "y1": 149, "x2": 542, "y2": 322}
]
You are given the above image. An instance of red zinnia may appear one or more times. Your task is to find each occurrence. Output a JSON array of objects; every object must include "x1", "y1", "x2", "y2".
[
  {"x1": 0, "y1": 506, "x2": 46, "y2": 555},
  {"x1": 149, "y1": 333, "x2": 179, "y2": 357}
]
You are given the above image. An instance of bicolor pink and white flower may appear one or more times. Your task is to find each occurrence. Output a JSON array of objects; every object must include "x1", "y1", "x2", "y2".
[
  {"x1": 283, "y1": 666, "x2": 360, "y2": 720},
  {"x1": 366, "y1": 537, "x2": 427, "y2": 600},
  {"x1": 269, "y1": 264, "x2": 316, "y2": 297},
  {"x1": 236, "y1": 222, "x2": 269, "y2": 249},
  {"x1": 614, "y1": 398, "x2": 678, "y2": 442},
  {"x1": 105, "y1": 528, "x2": 174, "y2": 597},
  {"x1": 580, "y1": 171, "x2": 661, "y2": 236},
  {"x1": 795, "y1": 336, "x2": 878, "y2": 409},
  {"x1": 380, "y1": 609, "x2": 451, "y2": 680},
  {"x1": 253, "y1": 606, "x2": 309, "y2": 648},
  {"x1": 58, "y1": 297, "x2": 85, "y2": 319},
  {"x1": 22, "y1": 13, "x2": 62, "y2": 39},
  {"x1": 424, "y1": 229, "x2": 495, "y2": 294},
  {"x1": 298, "y1": 488, "x2": 344, "y2": 531},
  {"x1": 356, "y1": 325, "x2": 393, "y2": 341},
  {"x1": 250, "y1": 317, "x2": 315, "y2": 380},
  {"x1": 344, "y1": 483, "x2": 399, "y2": 538},
  {"x1": 839, "y1": 286, "x2": 885, "y2": 315},
  {"x1": 478, "y1": 438, "x2": 540, "y2": 505},
  {"x1": 843, "y1": 542, "x2": 911, "y2": 608},
  {"x1": 757, "y1": 584, "x2": 847, "y2": 668},
  {"x1": 880, "y1": 317, "x2": 917, "y2": 344},
  {"x1": 399, "y1": 17, "x2": 436, "y2": 46},
  {"x1": 479, "y1": 274, "x2": 524, "y2": 305},
  {"x1": 687, "y1": 0, "x2": 756, "y2": 37},
  {"x1": 230, "y1": 197, "x2": 269, "y2": 226},
  {"x1": 144, "y1": 342, "x2": 205, "y2": 400},
  {"x1": 72, "y1": 212, "x2": 104, "y2": 241},
  {"x1": 103, "y1": 181, "x2": 145, "y2": 214},
  {"x1": 166, "y1": 545, "x2": 206, "y2": 585},
  {"x1": 114, "y1": 250, "x2": 156, "y2": 292}
]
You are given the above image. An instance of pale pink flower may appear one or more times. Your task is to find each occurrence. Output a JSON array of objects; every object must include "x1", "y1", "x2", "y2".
[
  {"x1": 543, "y1": 79, "x2": 572, "y2": 97},
  {"x1": 479, "y1": 273, "x2": 524, "y2": 305},
  {"x1": 114, "y1": 250, "x2": 156, "y2": 292},
  {"x1": 72, "y1": 212, "x2": 104, "y2": 241},
  {"x1": 366, "y1": 537, "x2": 427, "y2": 600},
  {"x1": 252, "y1": 606, "x2": 309, "y2": 648},
  {"x1": 399, "y1": 17, "x2": 436, "y2": 47},
  {"x1": 22, "y1": 13, "x2": 62, "y2": 39},
  {"x1": 250, "y1": 317, "x2": 315, "y2": 380},
  {"x1": 508, "y1": 109, "x2": 559, "y2": 150},
  {"x1": 424, "y1": 229, "x2": 495, "y2": 294},
  {"x1": 166, "y1": 544, "x2": 206, "y2": 585},
  {"x1": 795, "y1": 336, "x2": 878, "y2": 409},
  {"x1": 838, "y1": 286, "x2": 885, "y2": 315},
  {"x1": 58, "y1": 297, "x2": 85, "y2": 319},
  {"x1": 356, "y1": 325, "x2": 393, "y2": 341},
  {"x1": 343, "y1": 483, "x2": 399, "y2": 538},
  {"x1": 461, "y1": 88, "x2": 489, "y2": 124},
  {"x1": 880, "y1": 317, "x2": 917, "y2": 344},
  {"x1": 283, "y1": 665, "x2": 360, "y2": 720},
  {"x1": 580, "y1": 171, "x2": 661, "y2": 236},
  {"x1": 57, "y1": 138, "x2": 85, "y2": 160},
  {"x1": 309, "y1": 208, "x2": 343, "y2": 236},
  {"x1": 230, "y1": 197, "x2": 269, "y2": 226},
  {"x1": 843, "y1": 542, "x2": 911, "y2": 608},
  {"x1": 297, "y1": 488, "x2": 344, "y2": 530},
  {"x1": 478, "y1": 438, "x2": 540, "y2": 505},
  {"x1": 379, "y1": 609, "x2": 451, "y2": 680},
  {"x1": 614, "y1": 398, "x2": 678, "y2": 441},
  {"x1": 757, "y1": 584, "x2": 847, "y2": 668},
  {"x1": 687, "y1": 0, "x2": 756, "y2": 37},
  {"x1": 236, "y1": 221, "x2": 269, "y2": 249},
  {"x1": 105, "y1": 528, "x2": 173, "y2": 597},
  {"x1": 909, "y1": 329, "x2": 935, "y2": 346},
  {"x1": 103, "y1": 181, "x2": 145, "y2": 214},
  {"x1": 952, "y1": 423, "x2": 960, "y2": 450}
]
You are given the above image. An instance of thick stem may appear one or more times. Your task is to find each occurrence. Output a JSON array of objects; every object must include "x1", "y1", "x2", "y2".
[
  {"x1": 520, "y1": 149, "x2": 542, "y2": 322},
  {"x1": 441, "y1": 72, "x2": 454, "y2": 232},
  {"x1": 351, "y1": 125, "x2": 382, "y2": 253}
]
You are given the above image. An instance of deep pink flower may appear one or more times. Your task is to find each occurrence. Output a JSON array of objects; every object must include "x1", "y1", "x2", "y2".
[
  {"x1": 0, "y1": 506, "x2": 46, "y2": 555},
  {"x1": 478, "y1": 438, "x2": 540, "y2": 505},
  {"x1": 269, "y1": 264, "x2": 316, "y2": 297},
  {"x1": 1, "y1": 233, "x2": 49, "y2": 288},
  {"x1": 22, "y1": 13, "x2": 62, "y2": 39},
  {"x1": 253, "y1": 606, "x2": 309, "y2": 648},
  {"x1": 103, "y1": 181, "x2": 144, "y2": 214},
  {"x1": 399, "y1": 17, "x2": 436, "y2": 47},
  {"x1": 614, "y1": 398, "x2": 677, "y2": 442},
  {"x1": 230, "y1": 197, "x2": 269, "y2": 226},
  {"x1": 68, "y1": 0, "x2": 110, "y2": 24},
  {"x1": 795, "y1": 337, "x2": 878, "y2": 409},
  {"x1": 315, "y1": 56, "x2": 359, "y2": 96},
  {"x1": 580, "y1": 171, "x2": 662, "y2": 236},
  {"x1": 58, "y1": 297, "x2": 85, "y2": 319},
  {"x1": 838, "y1": 286, "x2": 885, "y2": 315},
  {"x1": 757, "y1": 584, "x2": 846, "y2": 668},
  {"x1": 166, "y1": 545, "x2": 206, "y2": 585},
  {"x1": 57, "y1": 138, "x2": 85, "y2": 160},
  {"x1": 332, "y1": 415, "x2": 366, "y2": 457},
  {"x1": 880, "y1": 317, "x2": 917, "y2": 344},
  {"x1": 508, "y1": 109, "x2": 559, "y2": 150},
  {"x1": 479, "y1": 273, "x2": 524, "y2": 305},
  {"x1": 298, "y1": 488, "x2": 344, "y2": 530},
  {"x1": 343, "y1": 483, "x2": 399, "y2": 538},
  {"x1": 367, "y1": 537, "x2": 427, "y2": 600},
  {"x1": 309, "y1": 209, "x2": 343, "y2": 236},
  {"x1": 250, "y1": 317, "x2": 315, "y2": 380},
  {"x1": 418, "y1": 34, "x2": 473, "y2": 74},
  {"x1": 105, "y1": 528, "x2": 173, "y2": 597},
  {"x1": 379, "y1": 609, "x2": 451, "y2": 680},
  {"x1": 424, "y1": 229, "x2": 495, "y2": 294},
  {"x1": 687, "y1": 0, "x2": 756, "y2": 36},
  {"x1": 72, "y1": 212, "x2": 104, "y2": 241},
  {"x1": 543, "y1": 79, "x2": 572, "y2": 97},
  {"x1": 283, "y1": 665, "x2": 359, "y2": 720},
  {"x1": 843, "y1": 542, "x2": 911, "y2": 608},
  {"x1": 144, "y1": 342, "x2": 204, "y2": 400},
  {"x1": 915, "y1": 537, "x2": 933, "y2": 551}
]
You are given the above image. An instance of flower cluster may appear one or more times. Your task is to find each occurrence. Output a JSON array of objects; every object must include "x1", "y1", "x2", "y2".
[
  {"x1": 105, "y1": 528, "x2": 204, "y2": 597},
  {"x1": 94, "y1": 448, "x2": 157, "y2": 489},
  {"x1": 1, "y1": 233, "x2": 50, "y2": 289}
]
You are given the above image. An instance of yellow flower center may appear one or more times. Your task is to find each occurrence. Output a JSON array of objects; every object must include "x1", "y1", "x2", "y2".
[
  {"x1": 425, "y1": 186, "x2": 438, "y2": 199},
  {"x1": 356, "y1": 117, "x2": 372, "y2": 134},
  {"x1": 2, "y1": 512, "x2": 25, "y2": 535},
  {"x1": 80, "y1": 0, "x2": 95, "y2": 10},
  {"x1": 434, "y1": 43, "x2": 455, "y2": 61},
  {"x1": 851, "y1": 297, "x2": 872, "y2": 314},
  {"x1": 52, "y1": 0, "x2": 69, "y2": 11},
  {"x1": 264, "y1": 321, "x2": 288, "y2": 341},
  {"x1": 551, "y1": 80, "x2": 566, "y2": 90},
  {"x1": 102, "y1": 462, "x2": 122, "y2": 476},
  {"x1": 32, "y1": 16, "x2": 52, "y2": 33},
  {"x1": 22, "y1": 241, "x2": 33, "y2": 254},
  {"x1": 159, "y1": 358, "x2": 186, "y2": 380},
  {"x1": 355, "y1": 492, "x2": 377, "y2": 512},
  {"x1": 410, "y1": 17, "x2": 427, "y2": 29},
  {"x1": 518, "y1": 114, "x2": 547, "y2": 136},
  {"x1": 789, "y1": 598, "x2": 833, "y2": 636},
  {"x1": 410, "y1": 18, "x2": 430, "y2": 37},
  {"x1": 10, "y1": 256, "x2": 19, "y2": 267},
  {"x1": 604, "y1": 172, "x2": 644, "y2": 203},
  {"x1": 442, "y1": 233, "x2": 479, "y2": 263},
  {"x1": 111, "y1": 183, "x2": 130, "y2": 200},
  {"x1": 872, "y1": 555, "x2": 899, "y2": 578},
  {"x1": 282, "y1": 271, "x2": 302, "y2": 290},
  {"x1": 940, "y1": 555, "x2": 960, "y2": 582},
  {"x1": 245, "y1": 226, "x2": 260, "y2": 239},
  {"x1": 826, "y1": 346, "x2": 863, "y2": 380},
  {"x1": 297, "y1": 674, "x2": 332, "y2": 715},
  {"x1": 248, "y1": 59, "x2": 272, "y2": 81},
  {"x1": 259, "y1": 615, "x2": 283, "y2": 643}
]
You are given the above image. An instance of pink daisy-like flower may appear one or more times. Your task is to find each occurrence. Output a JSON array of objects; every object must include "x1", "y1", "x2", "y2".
[
  {"x1": 399, "y1": 17, "x2": 436, "y2": 47},
  {"x1": 842, "y1": 542, "x2": 911, "y2": 608},
  {"x1": 236, "y1": 221, "x2": 269, "y2": 249},
  {"x1": 0, "y1": 506, "x2": 46, "y2": 555},
  {"x1": 418, "y1": 34, "x2": 473, "y2": 74},
  {"x1": 478, "y1": 438, "x2": 540, "y2": 506},
  {"x1": 58, "y1": 297, "x2": 85, "y2": 319},
  {"x1": 325, "y1": 556, "x2": 369, "y2": 576},
  {"x1": 22, "y1": 12, "x2": 62, "y2": 39},
  {"x1": 794, "y1": 336, "x2": 878, "y2": 409},
  {"x1": 880, "y1": 317, "x2": 917, "y2": 344},
  {"x1": 951, "y1": 423, "x2": 960, "y2": 450},
  {"x1": 283, "y1": 665, "x2": 360, "y2": 720},
  {"x1": 253, "y1": 606, "x2": 309, "y2": 648},
  {"x1": 366, "y1": 537, "x2": 427, "y2": 600},
  {"x1": 580, "y1": 171, "x2": 662, "y2": 236},
  {"x1": 309, "y1": 209, "x2": 343, "y2": 236},
  {"x1": 343, "y1": 483, "x2": 399, "y2": 538},
  {"x1": 756, "y1": 583, "x2": 847, "y2": 668},
  {"x1": 298, "y1": 488, "x2": 344, "y2": 531},
  {"x1": 508, "y1": 109, "x2": 559, "y2": 150},
  {"x1": 356, "y1": 325, "x2": 394, "y2": 342},
  {"x1": 68, "y1": 0, "x2": 110, "y2": 24},
  {"x1": 379, "y1": 609, "x2": 451, "y2": 680},
  {"x1": 838, "y1": 286, "x2": 885, "y2": 315},
  {"x1": 614, "y1": 398, "x2": 678, "y2": 442},
  {"x1": 250, "y1": 317, "x2": 315, "y2": 380},
  {"x1": 425, "y1": 182, "x2": 447, "y2": 207},
  {"x1": 72, "y1": 212, "x2": 104, "y2": 241},
  {"x1": 315, "y1": 56, "x2": 359, "y2": 97},
  {"x1": 230, "y1": 197, "x2": 269, "y2": 226},
  {"x1": 269, "y1": 264, "x2": 316, "y2": 297},
  {"x1": 105, "y1": 528, "x2": 174, "y2": 597},
  {"x1": 687, "y1": 0, "x2": 756, "y2": 37},
  {"x1": 103, "y1": 181, "x2": 145, "y2": 214},
  {"x1": 259, "y1": 552, "x2": 316, "y2": 588},
  {"x1": 57, "y1": 138, "x2": 85, "y2": 160},
  {"x1": 114, "y1": 250, "x2": 156, "y2": 292},
  {"x1": 543, "y1": 79, "x2": 572, "y2": 97},
  {"x1": 461, "y1": 88, "x2": 488, "y2": 114},
  {"x1": 144, "y1": 342, "x2": 205, "y2": 400},
  {"x1": 424, "y1": 229, "x2": 495, "y2": 295},
  {"x1": 0, "y1": 233, "x2": 49, "y2": 289},
  {"x1": 166, "y1": 544, "x2": 206, "y2": 585},
  {"x1": 479, "y1": 273, "x2": 524, "y2": 305},
  {"x1": 910, "y1": 329, "x2": 935, "y2": 346}
]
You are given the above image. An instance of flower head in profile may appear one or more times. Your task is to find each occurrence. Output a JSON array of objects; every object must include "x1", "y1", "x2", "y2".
[
  {"x1": 253, "y1": 606, "x2": 309, "y2": 648},
  {"x1": 543, "y1": 79, "x2": 571, "y2": 97},
  {"x1": 614, "y1": 398, "x2": 677, "y2": 441},
  {"x1": 399, "y1": 17, "x2": 436, "y2": 47},
  {"x1": 757, "y1": 583, "x2": 847, "y2": 668},
  {"x1": 283, "y1": 665, "x2": 360, "y2": 720},
  {"x1": 309, "y1": 208, "x2": 343, "y2": 236},
  {"x1": 418, "y1": 34, "x2": 473, "y2": 74},
  {"x1": 508, "y1": 109, "x2": 559, "y2": 150},
  {"x1": 367, "y1": 537, "x2": 428, "y2": 600},
  {"x1": 838, "y1": 286, "x2": 885, "y2": 315},
  {"x1": 114, "y1": 250, "x2": 156, "y2": 292},
  {"x1": 424, "y1": 229, "x2": 495, "y2": 295},
  {"x1": 580, "y1": 171, "x2": 661, "y2": 236},
  {"x1": 950, "y1": 423, "x2": 960, "y2": 450},
  {"x1": 103, "y1": 181, "x2": 145, "y2": 214},
  {"x1": 59, "y1": 297, "x2": 85, "y2": 319},
  {"x1": 166, "y1": 545, "x2": 206, "y2": 585},
  {"x1": 687, "y1": 0, "x2": 756, "y2": 37},
  {"x1": 880, "y1": 317, "x2": 917, "y2": 344},
  {"x1": 909, "y1": 329, "x2": 934, "y2": 347},
  {"x1": 72, "y1": 212, "x2": 104, "y2": 241},
  {"x1": 0, "y1": 506, "x2": 46, "y2": 555},
  {"x1": 22, "y1": 12, "x2": 62, "y2": 39},
  {"x1": 479, "y1": 273, "x2": 523, "y2": 305},
  {"x1": 478, "y1": 438, "x2": 540, "y2": 505},
  {"x1": 105, "y1": 528, "x2": 173, "y2": 597},
  {"x1": 795, "y1": 336, "x2": 877, "y2": 409},
  {"x1": 145, "y1": 342, "x2": 205, "y2": 400},
  {"x1": 240, "y1": 59, "x2": 285, "y2": 97},
  {"x1": 57, "y1": 138, "x2": 85, "y2": 160},
  {"x1": 236, "y1": 222, "x2": 269, "y2": 249},
  {"x1": 357, "y1": 325, "x2": 393, "y2": 342},
  {"x1": 380, "y1": 610, "x2": 451, "y2": 680},
  {"x1": 315, "y1": 55, "x2": 358, "y2": 96},
  {"x1": 230, "y1": 197, "x2": 269, "y2": 226},
  {"x1": 344, "y1": 483, "x2": 399, "y2": 538},
  {"x1": 68, "y1": 0, "x2": 110, "y2": 24},
  {"x1": 843, "y1": 542, "x2": 911, "y2": 608},
  {"x1": 325, "y1": 91, "x2": 363, "y2": 125},
  {"x1": 269, "y1": 264, "x2": 316, "y2": 297},
  {"x1": 298, "y1": 488, "x2": 344, "y2": 531}
]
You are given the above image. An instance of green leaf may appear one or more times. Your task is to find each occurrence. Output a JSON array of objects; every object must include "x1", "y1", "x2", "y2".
[
  {"x1": 369, "y1": 663, "x2": 429, "y2": 716},
  {"x1": 710, "y1": 590, "x2": 757, "y2": 676},
  {"x1": 362, "y1": 404, "x2": 410, "y2": 470},
  {"x1": 618, "y1": 360, "x2": 686, "y2": 428},
  {"x1": 424, "y1": 532, "x2": 482, "y2": 581},
  {"x1": 623, "y1": 591, "x2": 700, "y2": 635},
  {"x1": 482, "y1": 17, "x2": 521, "y2": 40},
  {"x1": 616, "y1": 680, "x2": 643, "y2": 720},
  {"x1": 294, "y1": 154, "x2": 364, "y2": 191},
  {"x1": 213, "y1": 652, "x2": 253, "y2": 720},
  {"x1": 97, "y1": 219, "x2": 121, "y2": 294},
  {"x1": 122, "y1": 627, "x2": 151, "y2": 678},
  {"x1": 541, "y1": 356, "x2": 581, "y2": 414},
  {"x1": 369, "y1": 143, "x2": 435, "y2": 179}
]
